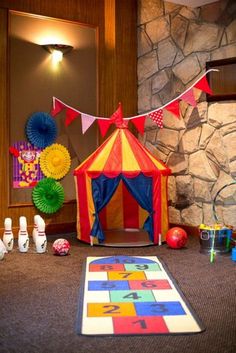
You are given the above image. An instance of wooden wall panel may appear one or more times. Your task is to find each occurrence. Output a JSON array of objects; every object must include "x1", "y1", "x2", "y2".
[
  {"x1": 115, "y1": 0, "x2": 137, "y2": 117},
  {"x1": 0, "y1": 0, "x2": 137, "y2": 235},
  {"x1": 0, "y1": 8, "x2": 9, "y2": 219}
]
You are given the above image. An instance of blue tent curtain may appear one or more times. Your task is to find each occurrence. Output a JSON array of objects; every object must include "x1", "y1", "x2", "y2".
[
  {"x1": 91, "y1": 175, "x2": 121, "y2": 242},
  {"x1": 91, "y1": 173, "x2": 154, "y2": 242}
]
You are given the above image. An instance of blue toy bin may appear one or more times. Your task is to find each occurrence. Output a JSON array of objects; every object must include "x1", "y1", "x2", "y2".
[{"x1": 199, "y1": 181, "x2": 236, "y2": 255}]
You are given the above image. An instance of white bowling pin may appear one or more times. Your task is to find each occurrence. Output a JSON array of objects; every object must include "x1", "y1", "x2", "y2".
[
  {"x1": 0, "y1": 238, "x2": 8, "y2": 255},
  {"x1": 18, "y1": 216, "x2": 29, "y2": 253},
  {"x1": 3, "y1": 218, "x2": 14, "y2": 251},
  {"x1": 35, "y1": 218, "x2": 47, "y2": 254},
  {"x1": 32, "y1": 215, "x2": 40, "y2": 244},
  {"x1": 0, "y1": 248, "x2": 5, "y2": 260}
]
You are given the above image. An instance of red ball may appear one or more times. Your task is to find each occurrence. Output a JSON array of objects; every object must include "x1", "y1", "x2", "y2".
[
  {"x1": 166, "y1": 227, "x2": 188, "y2": 249},
  {"x1": 52, "y1": 238, "x2": 70, "y2": 256}
]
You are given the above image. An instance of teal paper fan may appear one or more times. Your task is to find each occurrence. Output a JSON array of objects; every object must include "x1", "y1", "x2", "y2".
[{"x1": 32, "y1": 178, "x2": 64, "y2": 214}]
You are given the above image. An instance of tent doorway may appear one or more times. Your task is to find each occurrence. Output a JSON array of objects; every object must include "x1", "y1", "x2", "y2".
[{"x1": 93, "y1": 177, "x2": 154, "y2": 247}]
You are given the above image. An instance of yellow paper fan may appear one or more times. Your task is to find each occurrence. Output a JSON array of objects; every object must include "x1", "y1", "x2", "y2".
[{"x1": 39, "y1": 143, "x2": 71, "y2": 180}]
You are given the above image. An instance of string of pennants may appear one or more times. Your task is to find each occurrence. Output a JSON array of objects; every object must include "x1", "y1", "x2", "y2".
[{"x1": 51, "y1": 69, "x2": 218, "y2": 137}]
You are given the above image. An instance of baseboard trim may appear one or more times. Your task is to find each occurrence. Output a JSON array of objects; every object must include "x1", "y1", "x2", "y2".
[
  {"x1": 45, "y1": 222, "x2": 76, "y2": 235},
  {"x1": 169, "y1": 224, "x2": 200, "y2": 237},
  {"x1": 1, "y1": 222, "x2": 76, "y2": 238}
]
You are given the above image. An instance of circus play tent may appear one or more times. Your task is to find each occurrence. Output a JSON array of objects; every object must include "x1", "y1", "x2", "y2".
[{"x1": 74, "y1": 126, "x2": 171, "y2": 245}]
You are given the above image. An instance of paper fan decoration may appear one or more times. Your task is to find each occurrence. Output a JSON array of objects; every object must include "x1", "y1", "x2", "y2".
[
  {"x1": 32, "y1": 178, "x2": 64, "y2": 214},
  {"x1": 26, "y1": 112, "x2": 57, "y2": 148},
  {"x1": 39, "y1": 143, "x2": 71, "y2": 180}
]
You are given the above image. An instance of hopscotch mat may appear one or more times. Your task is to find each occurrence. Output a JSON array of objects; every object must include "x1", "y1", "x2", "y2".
[{"x1": 76, "y1": 256, "x2": 205, "y2": 336}]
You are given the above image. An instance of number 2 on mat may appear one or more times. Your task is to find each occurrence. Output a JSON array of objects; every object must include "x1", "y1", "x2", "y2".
[{"x1": 103, "y1": 305, "x2": 121, "y2": 314}]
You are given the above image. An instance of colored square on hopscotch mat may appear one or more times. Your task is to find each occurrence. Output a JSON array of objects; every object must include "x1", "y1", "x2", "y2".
[
  {"x1": 110, "y1": 290, "x2": 155, "y2": 303},
  {"x1": 124, "y1": 263, "x2": 161, "y2": 272},
  {"x1": 108, "y1": 271, "x2": 146, "y2": 280},
  {"x1": 113, "y1": 316, "x2": 169, "y2": 334},
  {"x1": 134, "y1": 301, "x2": 186, "y2": 316},
  {"x1": 129, "y1": 279, "x2": 172, "y2": 290},
  {"x1": 89, "y1": 264, "x2": 125, "y2": 272},
  {"x1": 87, "y1": 302, "x2": 136, "y2": 317},
  {"x1": 88, "y1": 280, "x2": 129, "y2": 291}
]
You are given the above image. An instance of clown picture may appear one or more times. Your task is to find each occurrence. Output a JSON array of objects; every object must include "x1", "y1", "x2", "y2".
[{"x1": 9, "y1": 141, "x2": 44, "y2": 188}]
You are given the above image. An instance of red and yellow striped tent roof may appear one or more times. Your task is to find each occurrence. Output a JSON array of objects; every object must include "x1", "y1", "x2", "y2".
[{"x1": 74, "y1": 128, "x2": 171, "y2": 177}]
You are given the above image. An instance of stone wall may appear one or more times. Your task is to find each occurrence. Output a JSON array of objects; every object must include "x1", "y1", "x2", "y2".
[{"x1": 137, "y1": 0, "x2": 236, "y2": 228}]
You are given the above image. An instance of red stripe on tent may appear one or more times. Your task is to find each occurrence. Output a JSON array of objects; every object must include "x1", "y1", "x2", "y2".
[
  {"x1": 99, "y1": 207, "x2": 107, "y2": 230},
  {"x1": 103, "y1": 130, "x2": 122, "y2": 172},
  {"x1": 122, "y1": 182, "x2": 139, "y2": 229},
  {"x1": 76, "y1": 174, "x2": 92, "y2": 242}
]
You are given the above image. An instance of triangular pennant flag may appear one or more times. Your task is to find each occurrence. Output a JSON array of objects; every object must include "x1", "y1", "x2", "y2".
[
  {"x1": 194, "y1": 75, "x2": 213, "y2": 95},
  {"x1": 131, "y1": 115, "x2": 146, "y2": 134},
  {"x1": 81, "y1": 113, "x2": 96, "y2": 134},
  {"x1": 148, "y1": 110, "x2": 163, "y2": 128},
  {"x1": 181, "y1": 89, "x2": 197, "y2": 107},
  {"x1": 97, "y1": 119, "x2": 112, "y2": 137},
  {"x1": 110, "y1": 102, "x2": 126, "y2": 127},
  {"x1": 165, "y1": 100, "x2": 180, "y2": 118},
  {"x1": 65, "y1": 108, "x2": 80, "y2": 127},
  {"x1": 51, "y1": 98, "x2": 66, "y2": 116}
]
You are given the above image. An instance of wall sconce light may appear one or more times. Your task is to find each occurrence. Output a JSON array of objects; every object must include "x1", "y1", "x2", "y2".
[{"x1": 42, "y1": 44, "x2": 73, "y2": 63}]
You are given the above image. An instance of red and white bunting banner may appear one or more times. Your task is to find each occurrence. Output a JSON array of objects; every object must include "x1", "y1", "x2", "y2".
[
  {"x1": 81, "y1": 113, "x2": 96, "y2": 134},
  {"x1": 180, "y1": 88, "x2": 197, "y2": 107},
  {"x1": 131, "y1": 115, "x2": 146, "y2": 134},
  {"x1": 51, "y1": 98, "x2": 66, "y2": 116},
  {"x1": 164, "y1": 100, "x2": 180, "y2": 118},
  {"x1": 194, "y1": 75, "x2": 213, "y2": 95},
  {"x1": 148, "y1": 110, "x2": 163, "y2": 128},
  {"x1": 50, "y1": 70, "x2": 217, "y2": 135},
  {"x1": 97, "y1": 119, "x2": 113, "y2": 137},
  {"x1": 65, "y1": 108, "x2": 80, "y2": 127}
]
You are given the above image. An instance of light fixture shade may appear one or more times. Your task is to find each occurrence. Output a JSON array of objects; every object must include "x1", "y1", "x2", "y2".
[{"x1": 42, "y1": 44, "x2": 73, "y2": 55}]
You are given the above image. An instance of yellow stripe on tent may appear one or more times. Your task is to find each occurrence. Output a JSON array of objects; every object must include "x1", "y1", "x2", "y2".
[
  {"x1": 161, "y1": 176, "x2": 169, "y2": 241},
  {"x1": 139, "y1": 206, "x2": 149, "y2": 229},
  {"x1": 121, "y1": 130, "x2": 140, "y2": 171},
  {"x1": 74, "y1": 175, "x2": 82, "y2": 240},
  {"x1": 87, "y1": 130, "x2": 119, "y2": 171},
  {"x1": 85, "y1": 173, "x2": 96, "y2": 233},
  {"x1": 106, "y1": 181, "x2": 124, "y2": 229}
]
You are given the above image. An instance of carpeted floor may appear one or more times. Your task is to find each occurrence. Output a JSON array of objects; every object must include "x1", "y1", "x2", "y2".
[{"x1": 0, "y1": 234, "x2": 235, "y2": 353}]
